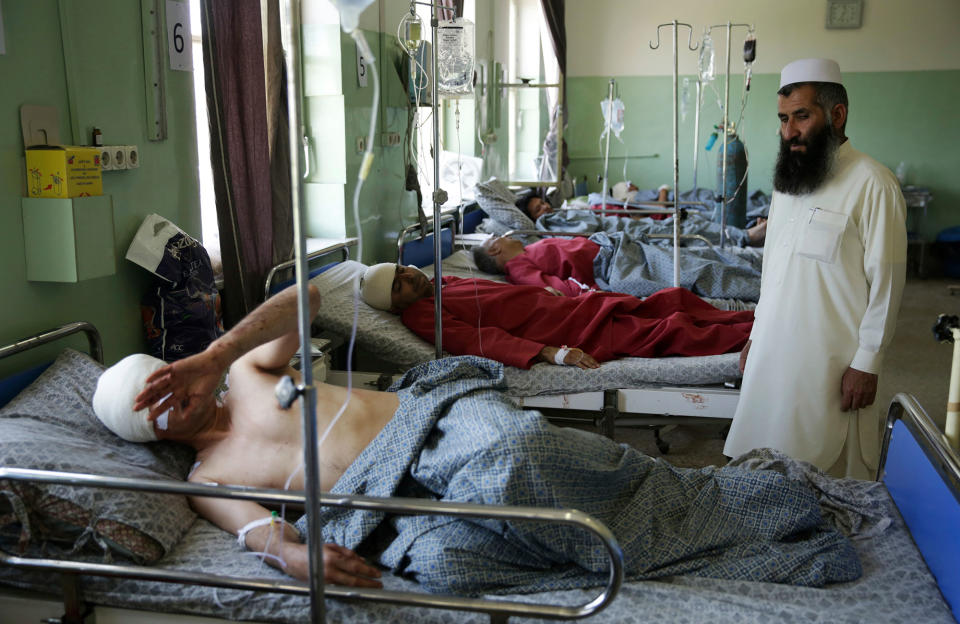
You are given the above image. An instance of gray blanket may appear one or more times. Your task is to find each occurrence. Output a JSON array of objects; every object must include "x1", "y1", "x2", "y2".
[
  {"x1": 591, "y1": 230, "x2": 762, "y2": 301},
  {"x1": 299, "y1": 357, "x2": 861, "y2": 596}
]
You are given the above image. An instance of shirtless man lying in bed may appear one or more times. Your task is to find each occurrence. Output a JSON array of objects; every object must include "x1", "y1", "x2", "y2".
[
  {"x1": 94, "y1": 284, "x2": 860, "y2": 595},
  {"x1": 99, "y1": 284, "x2": 388, "y2": 588}
]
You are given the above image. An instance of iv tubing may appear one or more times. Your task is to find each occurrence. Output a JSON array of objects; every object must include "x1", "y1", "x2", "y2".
[
  {"x1": 720, "y1": 21, "x2": 731, "y2": 249},
  {"x1": 601, "y1": 79, "x2": 614, "y2": 215}
]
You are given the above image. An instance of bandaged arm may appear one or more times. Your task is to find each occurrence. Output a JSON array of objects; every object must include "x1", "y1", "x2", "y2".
[{"x1": 188, "y1": 484, "x2": 308, "y2": 579}]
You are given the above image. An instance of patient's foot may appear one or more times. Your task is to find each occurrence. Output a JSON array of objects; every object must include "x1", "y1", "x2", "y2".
[{"x1": 747, "y1": 218, "x2": 767, "y2": 246}]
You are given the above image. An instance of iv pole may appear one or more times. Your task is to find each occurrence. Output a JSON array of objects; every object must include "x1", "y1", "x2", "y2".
[
  {"x1": 706, "y1": 21, "x2": 752, "y2": 249},
  {"x1": 600, "y1": 78, "x2": 614, "y2": 215},
  {"x1": 430, "y1": 1, "x2": 444, "y2": 359},
  {"x1": 650, "y1": 20, "x2": 697, "y2": 289},
  {"x1": 279, "y1": 0, "x2": 324, "y2": 620}
]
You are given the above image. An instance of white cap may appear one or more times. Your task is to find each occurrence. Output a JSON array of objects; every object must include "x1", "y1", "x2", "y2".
[
  {"x1": 93, "y1": 354, "x2": 167, "y2": 442},
  {"x1": 360, "y1": 262, "x2": 397, "y2": 311},
  {"x1": 779, "y1": 59, "x2": 843, "y2": 88}
]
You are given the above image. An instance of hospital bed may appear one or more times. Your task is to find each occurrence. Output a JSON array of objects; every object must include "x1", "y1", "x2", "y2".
[
  {"x1": 298, "y1": 230, "x2": 743, "y2": 450},
  {"x1": 0, "y1": 321, "x2": 622, "y2": 623},
  {"x1": 1, "y1": 323, "x2": 959, "y2": 623}
]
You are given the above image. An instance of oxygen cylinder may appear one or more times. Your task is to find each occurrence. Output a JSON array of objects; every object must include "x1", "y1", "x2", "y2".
[{"x1": 715, "y1": 131, "x2": 747, "y2": 228}]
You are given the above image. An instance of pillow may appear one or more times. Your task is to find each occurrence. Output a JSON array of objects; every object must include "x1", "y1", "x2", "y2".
[
  {"x1": 0, "y1": 349, "x2": 196, "y2": 563},
  {"x1": 474, "y1": 178, "x2": 536, "y2": 234}
]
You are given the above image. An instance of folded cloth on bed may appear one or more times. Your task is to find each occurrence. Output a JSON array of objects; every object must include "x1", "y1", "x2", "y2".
[{"x1": 300, "y1": 356, "x2": 861, "y2": 595}]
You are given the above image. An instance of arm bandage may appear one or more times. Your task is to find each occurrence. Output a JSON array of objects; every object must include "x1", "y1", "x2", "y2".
[
  {"x1": 554, "y1": 345, "x2": 583, "y2": 366},
  {"x1": 237, "y1": 514, "x2": 299, "y2": 550}
]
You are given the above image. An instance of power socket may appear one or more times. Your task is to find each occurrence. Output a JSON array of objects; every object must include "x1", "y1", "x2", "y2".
[{"x1": 380, "y1": 132, "x2": 402, "y2": 147}]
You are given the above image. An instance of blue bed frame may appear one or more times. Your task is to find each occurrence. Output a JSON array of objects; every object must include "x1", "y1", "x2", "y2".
[{"x1": 879, "y1": 393, "x2": 960, "y2": 621}]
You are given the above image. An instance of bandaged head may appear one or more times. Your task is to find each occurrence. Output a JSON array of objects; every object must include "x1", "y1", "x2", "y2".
[
  {"x1": 611, "y1": 181, "x2": 632, "y2": 202},
  {"x1": 779, "y1": 58, "x2": 842, "y2": 88},
  {"x1": 360, "y1": 262, "x2": 397, "y2": 311},
  {"x1": 93, "y1": 354, "x2": 167, "y2": 442}
]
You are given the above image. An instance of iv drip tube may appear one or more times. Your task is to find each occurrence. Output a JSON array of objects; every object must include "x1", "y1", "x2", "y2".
[
  {"x1": 601, "y1": 79, "x2": 614, "y2": 215},
  {"x1": 692, "y1": 79, "x2": 702, "y2": 191},
  {"x1": 278, "y1": 0, "x2": 323, "y2": 620}
]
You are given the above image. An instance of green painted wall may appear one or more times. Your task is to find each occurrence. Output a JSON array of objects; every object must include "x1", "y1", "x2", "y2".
[
  {"x1": 0, "y1": 0, "x2": 200, "y2": 375},
  {"x1": 566, "y1": 70, "x2": 960, "y2": 240}
]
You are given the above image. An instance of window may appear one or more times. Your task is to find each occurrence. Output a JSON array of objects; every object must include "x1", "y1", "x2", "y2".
[{"x1": 189, "y1": 0, "x2": 218, "y2": 258}]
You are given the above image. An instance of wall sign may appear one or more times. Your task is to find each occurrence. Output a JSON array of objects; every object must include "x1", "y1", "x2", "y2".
[
  {"x1": 356, "y1": 41, "x2": 368, "y2": 88},
  {"x1": 166, "y1": 0, "x2": 193, "y2": 71}
]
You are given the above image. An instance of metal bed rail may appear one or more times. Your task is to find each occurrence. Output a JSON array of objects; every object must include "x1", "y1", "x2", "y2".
[
  {"x1": 0, "y1": 467, "x2": 624, "y2": 622},
  {"x1": 0, "y1": 321, "x2": 102, "y2": 365},
  {"x1": 878, "y1": 392, "x2": 960, "y2": 499},
  {"x1": 503, "y1": 229, "x2": 715, "y2": 249},
  {"x1": 262, "y1": 239, "x2": 358, "y2": 301},
  {"x1": 396, "y1": 212, "x2": 457, "y2": 263}
]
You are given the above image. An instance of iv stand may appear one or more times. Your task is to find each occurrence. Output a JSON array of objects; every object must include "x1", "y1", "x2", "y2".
[
  {"x1": 650, "y1": 20, "x2": 697, "y2": 289},
  {"x1": 691, "y1": 77, "x2": 702, "y2": 191},
  {"x1": 600, "y1": 78, "x2": 614, "y2": 215},
  {"x1": 411, "y1": 0, "x2": 449, "y2": 359},
  {"x1": 430, "y1": 2, "x2": 444, "y2": 359},
  {"x1": 706, "y1": 21, "x2": 752, "y2": 249},
  {"x1": 279, "y1": 0, "x2": 324, "y2": 620}
]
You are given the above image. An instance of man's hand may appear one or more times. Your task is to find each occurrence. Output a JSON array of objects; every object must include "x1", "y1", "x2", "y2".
[
  {"x1": 285, "y1": 542, "x2": 382, "y2": 588},
  {"x1": 133, "y1": 350, "x2": 225, "y2": 426},
  {"x1": 840, "y1": 366, "x2": 878, "y2": 411},
  {"x1": 538, "y1": 346, "x2": 601, "y2": 369},
  {"x1": 739, "y1": 340, "x2": 752, "y2": 373}
]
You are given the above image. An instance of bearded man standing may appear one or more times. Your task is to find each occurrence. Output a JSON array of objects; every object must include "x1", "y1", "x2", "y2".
[{"x1": 723, "y1": 59, "x2": 907, "y2": 479}]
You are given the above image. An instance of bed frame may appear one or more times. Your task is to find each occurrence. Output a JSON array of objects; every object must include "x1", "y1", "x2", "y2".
[
  {"x1": 0, "y1": 323, "x2": 624, "y2": 623},
  {"x1": 391, "y1": 218, "x2": 742, "y2": 452}
]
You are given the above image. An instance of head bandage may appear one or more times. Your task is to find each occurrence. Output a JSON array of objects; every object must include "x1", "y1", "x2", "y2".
[
  {"x1": 93, "y1": 354, "x2": 167, "y2": 442},
  {"x1": 360, "y1": 262, "x2": 397, "y2": 311},
  {"x1": 611, "y1": 181, "x2": 631, "y2": 202},
  {"x1": 779, "y1": 58, "x2": 842, "y2": 88}
]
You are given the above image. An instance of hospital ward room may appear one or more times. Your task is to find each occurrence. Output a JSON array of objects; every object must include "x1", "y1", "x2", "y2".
[{"x1": 3, "y1": 0, "x2": 960, "y2": 622}]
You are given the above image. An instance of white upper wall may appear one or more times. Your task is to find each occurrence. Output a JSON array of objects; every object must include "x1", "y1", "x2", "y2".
[{"x1": 566, "y1": 0, "x2": 960, "y2": 77}]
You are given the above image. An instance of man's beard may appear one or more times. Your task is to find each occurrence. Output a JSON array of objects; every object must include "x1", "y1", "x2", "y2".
[{"x1": 773, "y1": 121, "x2": 840, "y2": 195}]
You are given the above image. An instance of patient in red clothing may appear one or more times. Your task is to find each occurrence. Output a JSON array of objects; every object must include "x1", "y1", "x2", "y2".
[{"x1": 358, "y1": 263, "x2": 753, "y2": 370}]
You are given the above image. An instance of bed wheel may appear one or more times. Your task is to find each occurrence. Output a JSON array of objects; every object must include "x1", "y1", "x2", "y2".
[{"x1": 654, "y1": 428, "x2": 670, "y2": 454}]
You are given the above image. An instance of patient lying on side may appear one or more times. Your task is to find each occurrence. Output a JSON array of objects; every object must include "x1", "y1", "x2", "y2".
[{"x1": 92, "y1": 285, "x2": 860, "y2": 595}]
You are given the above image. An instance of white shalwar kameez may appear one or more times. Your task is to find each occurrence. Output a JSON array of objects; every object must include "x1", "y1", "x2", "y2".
[{"x1": 724, "y1": 141, "x2": 907, "y2": 478}]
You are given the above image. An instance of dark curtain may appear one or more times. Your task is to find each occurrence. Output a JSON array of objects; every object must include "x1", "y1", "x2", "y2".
[
  {"x1": 200, "y1": 0, "x2": 282, "y2": 327},
  {"x1": 264, "y1": 0, "x2": 294, "y2": 269},
  {"x1": 539, "y1": 0, "x2": 566, "y2": 81},
  {"x1": 538, "y1": 0, "x2": 569, "y2": 188}
]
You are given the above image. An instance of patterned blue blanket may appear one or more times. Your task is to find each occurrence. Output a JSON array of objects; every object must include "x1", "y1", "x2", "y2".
[
  {"x1": 298, "y1": 357, "x2": 861, "y2": 595},
  {"x1": 591, "y1": 230, "x2": 761, "y2": 301}
]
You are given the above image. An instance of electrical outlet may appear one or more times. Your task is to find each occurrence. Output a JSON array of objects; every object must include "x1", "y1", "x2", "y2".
[{"x1": 379, "y1": 132, "x2": 402, "y2": 147}]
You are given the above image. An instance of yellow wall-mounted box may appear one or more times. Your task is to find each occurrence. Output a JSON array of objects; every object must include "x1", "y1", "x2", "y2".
[
  {"x1": 25, "y1": 146, "x2": 103, "y2": 198},
  {"x1": 21, "y1": 195, "x2": 116, "y2": 282}
]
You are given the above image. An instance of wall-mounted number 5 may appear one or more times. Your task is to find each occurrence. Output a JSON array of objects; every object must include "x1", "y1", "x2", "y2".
[{"x1": 356, "y1": 41, "x2": 368, "y2": 88}]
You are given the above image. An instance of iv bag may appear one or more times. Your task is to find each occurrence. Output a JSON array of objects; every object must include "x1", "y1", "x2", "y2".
[
  {"x1": 437, "y1": 18, "x2": 476, "y2": 96},
  {"x1": 329, "y1": 0, "x2": 375, "y2": 34},
  {"x1": 698, "y1": 33, "x2": 715, "y2": 83},
  {"x1": 397, "y1": 10, "x2": 423, "y2": 56},
  {"x1": 600, "y1": 98, "x2": 625, "y2": 139}
]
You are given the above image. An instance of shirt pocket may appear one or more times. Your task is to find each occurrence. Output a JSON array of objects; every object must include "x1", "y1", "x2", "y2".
[{"x1": 797, "y1": 207, "x2": 849, "y2": 264}]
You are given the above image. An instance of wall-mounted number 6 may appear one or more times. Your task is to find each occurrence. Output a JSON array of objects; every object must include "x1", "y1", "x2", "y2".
[{"x1": 173, "y1": 22, "x2": 184, "y2": 54}]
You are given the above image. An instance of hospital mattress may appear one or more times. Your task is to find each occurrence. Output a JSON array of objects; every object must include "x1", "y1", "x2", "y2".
[
  {"x1": 309, "y1": 257, "x2": 742, "y2": 396},
  {"x1": 2, "y1": 481, "x2": 953, "y2": 624}
]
